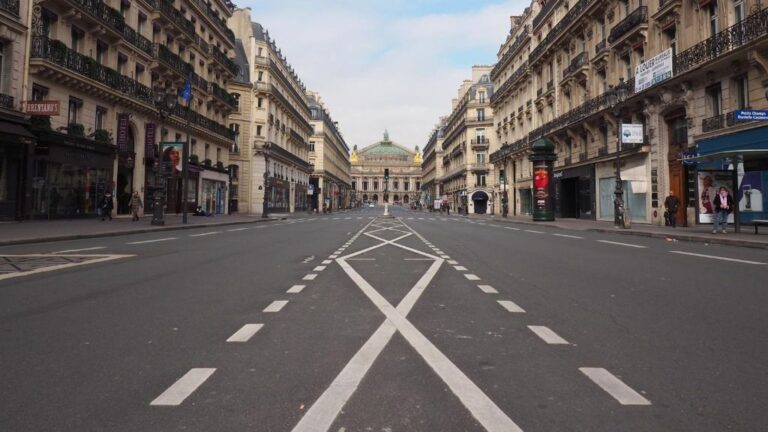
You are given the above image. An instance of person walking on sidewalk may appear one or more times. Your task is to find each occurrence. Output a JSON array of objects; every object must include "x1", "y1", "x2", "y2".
[
  {"x1": 100, "y1": 192, "x2": 114, "y2": 221},
  {"x1": 664, "y1": 191, "x2": 680, "y2": 228},
  {"x1": 712, "y1": 186, "x2": 734, "y2": 234},
  {"x1": 129, "y1": 191, "x2": 143, "y2": 222}
]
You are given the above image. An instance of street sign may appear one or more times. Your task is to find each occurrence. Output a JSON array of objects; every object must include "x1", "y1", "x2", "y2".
[
  {"x1": 620, "y1": 124, "x2": 644, "y2": 144},
  {"x1": 25, "y1": 100, "x2": 60, "y2": 116},
  {"x1": 734, "y1": 110, "x2": 768, "y2": 121}
]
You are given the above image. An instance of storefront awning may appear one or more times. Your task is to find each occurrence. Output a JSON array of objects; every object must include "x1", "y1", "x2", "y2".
[
  {"x1": 0, "y1": 121, "x2": 36, "y2": 143},
  {"x1": 685, "y1": 149, "x2": 768, "y2": 163},
  {"x1": 695, "y1": 125, "x2": 768, "y2": 158}
]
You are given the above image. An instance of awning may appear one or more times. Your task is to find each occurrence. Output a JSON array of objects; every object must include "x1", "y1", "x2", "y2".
[
  {"x1": 685, "y1": 149, "x2": 768, "y2": 162},
  {"x1": 696, "y1": 125, "x2": 768, "y2": 158},
  {"x1": 0, "y1": 121, "x2": 36, "y2": 143}
]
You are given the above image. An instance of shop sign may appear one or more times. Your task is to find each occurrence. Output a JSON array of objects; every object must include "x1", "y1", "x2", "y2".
[
  {"x1": 145, "y1": 123, "x2": 156, "y2": 160},
  {"x1": 26, "y1": 100, "x2": 60, "y2": 116},
  {"x1": 620, "y1": 124, "x2": 644, "y2": 144},
  {"x1": 116, "y1": 113, "x2": 130, "y2": 153},
  {"x1": 635, "y1": 48, "x2": 673, "y2": 93},
  {"x1": 160, "y1": 142, "x2": 184, "y2": 177},
  {"x1": 307, "y1": 184, "x2": 315, "y2": 195},
  {"x1": 734, "y1": 110, "x2": 768, "y2": 121}
]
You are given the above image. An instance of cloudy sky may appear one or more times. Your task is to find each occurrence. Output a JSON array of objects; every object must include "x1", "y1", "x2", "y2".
[{"x1": 237, "y1": 0, "x2": 528, "y2": 151}]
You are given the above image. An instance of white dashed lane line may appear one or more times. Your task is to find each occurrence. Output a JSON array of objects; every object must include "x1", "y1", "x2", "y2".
[
  {"x1": 150, "y1": 368, "x2": 216, "y2": 406},
  {"x1": 287, "y1": 285, "x2": 306, "y2": 294},
  {"x1": 505, "y1": 227, "x2": 521, "y2": 231},
  {"x1": 127, "y1": 238, "x2": 177, "y2": 245},
  {"x1": 52, "y1": 246, "x2": 107, "y2": 254},
  {"x1": 597, "y1": 240, "x2": 647, "y2": 249},
  {"x1": 263, "y1": 300, "x2": 289, "y2": 313},
  {"x1": 528, "y1": 326, "x2": 570, "y2": 345},
  {"x1": 553, "y1": 233, "x2": 584, "y2": 239},
  {"x1": 226, "y1": 324, "x2": 264, "y2": 342},
  {"x1": 303, "y1": 274, "x2": 317, "y2": 280},
  {"x1": 497, "y1": 300, "x2": 525, "y2": 313},
  {"x1": 478, "y1": 285, "x2": 498, "y2": 294},
  {"x1": 454, "y1": 266, "x2": 468, "y2": 271},
  {"x1": 227, "y1": 227, "x2": 249, "y2": 232},
  {"x1": 321, "y1": 260, "x2": 332, "y2": 265},
  {"x1": 524, "y1": 229, "x2": 545, "y2": 234},
  {"x1": 189, "y1": 232, "x2": 221, "y2": 237},
  {"x1": 579, "y1": 368, "x2": 651, "y2": 406},
  {"x1": 669, "y1": 250, "x2": 766, "y2": 265},
  {"x1": 313, "y1": 266, "x2": 326, "y2": 272},
  {"x1": 464, "y1": 274, "x2": 480, "y2": 281}
]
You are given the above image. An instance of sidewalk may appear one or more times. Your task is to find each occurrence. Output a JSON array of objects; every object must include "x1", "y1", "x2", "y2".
[
  {"x1": 0, "y1": 213, "x2": 279, "y2": 246},
  {"x1": 433, "y1": 210, "x2": 768, "y2": 250}
]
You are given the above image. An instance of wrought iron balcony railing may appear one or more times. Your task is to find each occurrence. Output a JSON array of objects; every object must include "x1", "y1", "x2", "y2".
[
  {"x1": 563, "y1": 51, "x2": 589, "y2": 78},
  {"x1": 211, "y1": 82, "x2": 237, "y2": 108},
  {"x1": 171, "y1": 102, "x2": 235, "y2": 140},
  {"x1": 470, "y1": 163, "x2": 490, "y2": 172},
  {"x1": 0, "y1": 0, "x2": 19, "y2": 15},
  {"x1": 471, "y1": 137, "x2": 490, "y2": 146},
  {"x1": 30, "y1": 37, "x2": 153, "y2": 106},
  {"x1": 547, "y1": 80, "x2": 554, "y2": 90},
  {"x1": 64, "y1": 0, "x2": 153, "y2": 56},
  {"x1": 702, "y1": 111, "x2": 737, "y2": 132},
  {"x1": 674, "y1": 7, "x2": 768, "y2": 76},
  {"x1": 156, "y1": 0, "x2": 197, "y2": 41},
  {"x1": 212, "y1": 46, "x2": 239, "y2": 76},
  {"x1": 0, "y1": 93, "x2": 14, "y2": 110},
  {"x1": 186, "y1": 0, "x2": 236, "y2": 45},
  {"x1": 608, "y1": 6, "x2": 648, "y2": 43},
  {"x1": 533, "y1": 0, "x2": 559, "y2": 29},
  {"x1": 490, "y1": 26, "x2": 530, "y2": 80},
  {"x1": 595, "y1": 39, "x2": 607, "y2": 54},
  {"x1": 154, "y1": 44, "x2": 193, "y2": 77},
  {"x1": 491, "y1": 60, "x2": 528, "y2": 105},
  {"x1": 189, "y1": 71, "x2": 209, "y2": 92},
  {"x1": 530, "y1": 0, "x2": 597, "y2": 61}
]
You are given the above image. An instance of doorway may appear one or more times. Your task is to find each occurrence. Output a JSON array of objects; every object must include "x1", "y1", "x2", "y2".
[
  {"x1": 666, "y1": 114, "x2": 688, "y2": 226},
  {"x1": 472, "y1": 191, "x2": 488, "y2": 214},
  {"x1": 560, "y1": 177, "x2": 580, "y2": 218}
]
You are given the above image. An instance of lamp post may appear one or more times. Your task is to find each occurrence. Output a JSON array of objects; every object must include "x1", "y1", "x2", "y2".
[
  {"x1": 262, "y1": 142, "x2": 271, "y2": 218},
  {"x1": 151, "y1": 86, "x2": 178, "y2": 226},
  {"x1": 606, "y1": 77, "x2": 629, "y2": 228}
]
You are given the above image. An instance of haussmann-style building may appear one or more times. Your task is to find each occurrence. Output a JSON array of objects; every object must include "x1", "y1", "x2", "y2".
[{"x1": 307, "y1": 91, "x2": 351, "y2": 212}]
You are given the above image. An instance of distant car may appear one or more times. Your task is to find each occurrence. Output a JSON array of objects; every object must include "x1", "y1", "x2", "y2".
[{"x1": 368, "y1": 203, "x2": 375, "y2": 208}]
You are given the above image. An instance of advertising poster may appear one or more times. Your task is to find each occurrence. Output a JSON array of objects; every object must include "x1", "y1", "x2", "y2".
[
  {"x1": 533, "y1": 162, "x2": 550, "y2": 210},
  {"x1": 160, "y1": 142, "x2": 184, "y2": 177},
  {"x1": 697, "y1": 170, "x2": 734, "y2": 223},
  {"x1": 738, "y1": 171, "x2": 764, "y2": 213}
]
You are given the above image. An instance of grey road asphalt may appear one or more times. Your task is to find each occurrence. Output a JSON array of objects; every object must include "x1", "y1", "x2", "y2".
[{"x1": 1, "y1": 206, "x2": 766, "y2": 432}]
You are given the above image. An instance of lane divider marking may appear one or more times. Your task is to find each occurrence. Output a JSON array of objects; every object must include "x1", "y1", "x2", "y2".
[
  {"x1": 226, "y1": 324, "x2": 264, "y2": 342},
  {"x1": 303, "y1": 274, "x2": 317, "y2": 281},
  {"x1": 597, "y1": 240, "x2": 647, "y2": 249},
  {"x1": 52, "y1": 246, "x2": 106, "y2": 254},
  {"x1": 497, "y1": 300, "x2": 525, "y2": 313},
  {"x1": 189, "y1": 232, "x2": 221, "y2": 237},
  {"x1": 464, "y1": 274, "x2": 480, "y2": 281},
  {"x1": 127, "y1": 238, "x2": 177, "y2": 245},
  {"x1": 579, "y1": 368, "x2": 651, "y2": 405},
  {"x1": 528, "y1": 326, "x2": 569, "y2": 344},
  {"x1": 150, "y1": 368, "x2": 216, "y2": 406},
  {"x1": 669, "y1": 250, "x2": 765, "y2": 265},
  {"x1": 478, "y1": 285, "x2": 498, "y2": 294},
  {"x1": 287, "y1": 285, "x2": 306, "y2": 294},
  {"x1": 553, "y1": 234, "x2": 583, "y2": 239},
  {"x1": 263, "y1": 300, "x2": 288, "y2": 313}
]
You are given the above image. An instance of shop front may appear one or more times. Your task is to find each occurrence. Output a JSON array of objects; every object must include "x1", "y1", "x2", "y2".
[
  {"x1": 596, "y1": 154, "x2": 650, "y2": 223},
  {"x1": 295, "y1": 183, "x2": 308, "y2": 212},
  {"x1": 201, "y1": 169, "x2": 229, "y2": 215},
  {"x1": 267, "y1": 177, "x2": 290, "y2": 213},
  {"x1": 31, "y1": 131, "x2": 115, "y2": 219},
  {"x1": 553, "y1": 164, "x2": 595, "y2": 219},
  {"x1": 0, "y1": 121, "x2": 36, "y2": 220}
]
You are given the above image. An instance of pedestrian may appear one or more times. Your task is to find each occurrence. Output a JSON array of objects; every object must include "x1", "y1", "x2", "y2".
[
  {"x1": 712, "y1": 186, "x2": 734, "y2": 234},
  {"x1": 446, "y1": 203, "x2": 450, "y2": 216},
  {"x1": 129, "y1": 191, "x2": 143, "y2": 222},
  {"x1": 100, "y1": 191, "x2": 114, "y2": 221},
  {"x1": 663, "y1": 191, "x2": 679, "y2": 228}
]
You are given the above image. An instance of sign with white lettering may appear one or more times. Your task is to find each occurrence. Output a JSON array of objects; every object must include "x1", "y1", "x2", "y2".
[
  {"x1": 620, "y1": 124, "x2": 644, "y2": 144},
  {"x1": 635, "y1": 48, "x2": 673, "y2": 93},
  {"x1": 26, "y1": 100, "x2": 60, "y2": 116},
  {"x1": 734, "y1": 110, "x2": 768, "y2": 121}
]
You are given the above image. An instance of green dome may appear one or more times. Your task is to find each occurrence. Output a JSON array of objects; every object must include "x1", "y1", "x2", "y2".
[{"x1": 361, "y1": 141, "x2": 411, "y2": 156}]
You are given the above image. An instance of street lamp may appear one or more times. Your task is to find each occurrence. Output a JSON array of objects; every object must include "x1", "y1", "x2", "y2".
[
  {"x1": 151, "y1": 86, "x2": 178, "y2": 226},
  {"x1": 262, "y1": 142, "x2": 271, "y2": 218},
  {"x1": 606, "y1": 77, "x2": 629, "y2": 228}
]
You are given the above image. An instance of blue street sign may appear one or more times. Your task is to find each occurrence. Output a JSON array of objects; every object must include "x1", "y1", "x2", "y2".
[{"x1": 734, "y1": 110, "x2": 768, "y2": 121}]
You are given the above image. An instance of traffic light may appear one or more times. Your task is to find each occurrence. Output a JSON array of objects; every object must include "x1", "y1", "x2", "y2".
[{"x1": 384, "y1": 168, "x2": 389, "y2": 180}]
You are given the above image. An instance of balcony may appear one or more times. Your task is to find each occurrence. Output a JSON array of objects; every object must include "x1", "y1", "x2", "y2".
[
  {"x1": 155, "y1": 0, "x2": 197, "y2": 41},
  {"x1": 533, "y1": 0, "x2": 558, "y2": 30},
  {"x1": 490, "y1": 26, "x2": 530, "y2": 81},
  {"x1": 562, "y1": 51, "x2": 589, "y2": 79},
  {"x1": 491, "y1": 60, "x2": 529, "y2": 105},
  {"x1": 30, "y1": 37, "x2": 153, "y2": 106},
  {"x1": 212, "y1": 46, "x2": 239, "y2": 76},
  {"x1": 185, "y1": 0, "x2": 236, "y2": 45},
  {"x1": 702, "y1": 111, "x2": 737, "y2": 132},
  {"x1": 171, "y1": 102, "x2": 235, "y2": 140},
  {"x1": 189, "y1": 71, "x2": 209, "y2": 92},
  {"x1": 211, "y1": 82, "x2": 237, "y2": 109},
  {"x1": 530, "y1": 0, "x2": 598, "y2": 62},
  {"x1": 0, "y1": 0, "x2": 19, "y2": 15},
  {"x1": 674, "y1": 7, "x2": 768, "y2": 76},
  {"x1": 471, "y1": 137, "x2": 490, "y2": 150},
  {"x1": 154, "y1": 43, "x2": 193, "y2": 77},
  {"x1": 608, "y1": 6, "x2": 648, "y2": 44},
  {"x1": 0, "y1": 93, "x2": 14, "y2": 110},
  {"x1": 470, "y1": 163, "x2": 490, "y2": 172},
  {"x1": 466, "y1": 116, "x2": 490, "y2": 126},
  {"x1": 63, "y1": 0, "x2": 153, "y2": 56},
  {"x1": 253, "y1": 56, "x2": 269, "y2": 66}
]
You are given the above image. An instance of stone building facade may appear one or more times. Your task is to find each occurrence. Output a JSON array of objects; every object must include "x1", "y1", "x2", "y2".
[
  {"x1": 490, "y1": 0, "x2": 768, "y2": 226},
  {"x1": 420, "y1": 119, "x2": 446, "y2": 210},
  {"x1": 351, "y1": 132, "x2": 422, "y2": 206},
  {"x1": 229, "y1": 8, "x2": 312, "y2": 215},
  {"x1": 307, "y1": 91, "x2": 351, "y2": 211}
]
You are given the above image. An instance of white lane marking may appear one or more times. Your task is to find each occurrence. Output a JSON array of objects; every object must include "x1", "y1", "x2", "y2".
[
  {"x1": 313, "y1": 266, "x2": 327, "y2": 272},
  {"x1": 302, "y1": 256, "x2": 315, "y2": 264},
  {"x1": 454, "y1": 266, "x2": 468, "y2": 271},
  {"x1": 329, "y1": 255, "x2": 338, "y2": 259},
  {"x1": 287, "y1": 285, "x2": 306, "y2": 294},
  {"x1": 447, "y1": 260, "x2": 459, "y2": 265},
  {"x1": 464, "y1": 274, "x2": 480, "y2": 281},
  {"x1": 348, "y1": 258, "x2": 375, "y2": 261},
  {"x1": 226, "y1": 324, "x2": 264, "y2": 342},
  {"x1": 150, "y1": 368, "x2": 216, "y2": 406},
  {"x1": 333, "y1": 218, "x2": 340, "y2": 220},
  {"x1": 263, "y1": 300, "x2": 288, "y2": 313},
  {"x1": 498, "y1": 300, "x2": 525, "y2": 313},
  {"x1": 505, "y1": 227, "x2": 521, "y2": 231},
  {"x1": 440, "y1": 255, "x2": 451, "y2": 259},
  {"x1": 0, "y1": 254, "x2": 135, "y2": 282},
  {"x1": 228, "y1": 227, "x2": 248, "y2": 232},
  {"x1": 524, "y1": 229, "x2": 544, "y2": 234},
  {"x1": 51, "y1": 246, "x2": 107, "y2": 254},
  {"x1": 126, "y1": 237, "x2": 177, "y2": 245},
  {"x1": 321, "y1": 260, "x2": 332, "y2": 265},
  {"x1": 598, "y1": 240, "x2": 647, "y2": 249},
  {"x1": 669, "y1": 251, "x2": 766, "y2": 265},
  {"x1": 553, "y1": 233, "x2": 583, "y2": 239},
  {"x1": 528, "y1": 326, "x2": 569, "y2": 344},
  {"x1": 478, "y1": 285, "x2": 498, "y2": 294},
  {"x1": 303, "y1": 274, "x2": 317, "y2": 280},
  {"x1": 579, "y1": 368, "x2": 651, "y2": 405},
  {"x1": 404, "y1": 258, "x2": 432, "y2": 261},
  {"x1": 189, "y1": 231, "x2": 221, "y2": 237}
]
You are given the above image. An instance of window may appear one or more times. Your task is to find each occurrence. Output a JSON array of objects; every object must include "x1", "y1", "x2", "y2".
[
  {"x1": 476, "y1": 174, "x2": 486, "y2": 186},
  {"x1": 308, "y1": 141, "x2": 315, "y2": 152},
  {"x1": 230, "y1": 123, "x2": 240, "y2": 152},
  {"x1": 216, "y1": 148, "x2": 221, "y2": 163},
  {"x1": 416, "y1": 181, "x2": 420, "y2": 190},
  {"x1": 476, "y1": 109, "x2": 485, "y2": 121},
  {"x1": 120, "y1": 0, "x2": 129, "y2": 16},
  {"x1": 373, "y1": 181, "x2": 378, "y2": 190},
  {"x1": 478, "y1": 91, "x2": 486, "y2": 103},
  {"x1": 734, "y1": 75, "x2": 748, "y2": 109},
  {"x1": 734, "y1": 0, "x2": 745, "y2": 22},
  {"x1": 138, "y1": 13, "x2": 147, "y2": 35},
  {"x1": 352, "y1": 181, "x2": 356, "y2": 190},
  {"x1": 709, "y1": 0, "x2": 719, "y2": 36},
  {"x1": 476, "y1": 152, "x2": 486, "y2": 164},
  {"x1": 622, "y1": 55, "x2": 632, "y2": 80},
  {"x1": 71, "y1": 27, "x2": 83, "y2": 52},
  {"x1": 393, "y1": 181, "x2": 399, "y2": 190},
  {"x1": 95, "y1": 106, "x2": 107, "y2": 130},
  {"x1": 256, "y1": 125, "x2": 263, "y2": 136},
  {"x1": 117, "y1": 53, "x2": 127, "y2": 74},
  {"x1": 257, "y1": 97, "x2": 264, "y2": 108},
  {"x1": 665, "y1": 28, "x2": 677, "y2": 56},
  {"x1": 204, "y1": 143, "x2": 210, "y2": 160},
  {"x1": 67, "y1": 97, "x2": 82, "y2": 125},
  {"x1": 706, "y1": 84, "x2": 722, "y2": 116},
  {"x1": 96, "y1": 41, "x2": 108, "y2": 64},
  {"x1": 32, "y1": 84, "x2": 49, "y2": 100},
  {"x1": 363, "y1": 181, "x2": 368, "y2": 191},
  {"x1": 257, "y1": 71, "x2": 264, "y2": 81}
]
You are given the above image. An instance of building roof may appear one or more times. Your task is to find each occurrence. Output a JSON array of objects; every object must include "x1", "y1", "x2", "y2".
[
  {"x1": 232, "y1": 39, "x2": 250, "y2": 84},
  {"x1": 251, "y1": 22, "x2": 266, "y2": 41},
  {"x1": 351, "y1": 131, "x2": 422, "y2": 165}
]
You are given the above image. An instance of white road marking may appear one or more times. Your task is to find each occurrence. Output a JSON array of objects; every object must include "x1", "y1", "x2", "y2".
[
  {"x1": 0, "y1": 254, "x2": 135, "y2": 282},
  {"x1": 404, "y1": 258, "x2": 432, "y2": 261},
  {"x1": 440, "y1": 255, "x2": 451, "y2": 259},
  {"x1": 524, "y1": 229, "x2": 544, "y2": 234},
  {"x1": 189, "y1": 231, "x2": 221, "y2": 237},
  {"x1": 51, "y1": 246, "x2": 107, "y2": 254},
  {"x1": 302, "y1": 256, "x2": 315, "y2": 264},
  {"x1": 333, "y1": 218, "x2": 340, "y2": 220},
  {"x1": 454, "y1": 266, "x2": 468, "y2": 271},
  {"x1": 598, "y1": 240, "x2": 647, "y2": 249},
  {"x1": 669, "y1": 251, "x2": 765, "y2": 265},
  {"x1": 263, "y1": 300, "x2": 288, "y2": 313},
  {"x1": 464, "y1": 274, "x2": 480, "y2": 281},
  {"x1": 478, "y1": 285, "x2": 498, "y2": 294},
  {"x1": 505, "y1": 227, "x2": 521, "y2": 231},
  {"x1": 287, "y1": 285, "x2": 306, "y2": 294},
  {"x1": 227, "y1": 227, "x2": 248, "y2": 232},
  {"x1": 348, "y1": 258, "x2": 375, "y2": 261},
  {"x1": 321, "y1": 260, "x2": 332, "y2": 265},
  {"x1": 313, "y1": 266, "x2": 327, "y2": 271},
  {"x1": 150, "y1": 368, "x2": 216, "y2": 406},
  {"x1": 497, "y1": 300, "x2": 525, "y2": 313},
  {"x1": 226, "y1": 324, "x2": 264, "y2": 342},
  {"x1": 553, "y1": 234, "x2": 583, "y2": 239},
  {"x1": 126, "y1": 237, "x2": 177, "y2": 245},
  {"x1": 528, "y1": 326, "x2": 569, "y2": 344},
  {"x1": 579, "y1": 368, "x2": 651, "y2": 405},
  {"x1": 447, "y1": 260, "x2": 459, "y2": 265},
  {"x1": 329, "y1": 255, "x2": 338, "y2": 259},
  {"x1": 303, "y1": 274, "x2": 317, "y2": 280}
]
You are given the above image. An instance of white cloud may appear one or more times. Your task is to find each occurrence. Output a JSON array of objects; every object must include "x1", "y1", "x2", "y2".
[{"x1": 237, "y1": 1, "x2": 528, "y2": 150}]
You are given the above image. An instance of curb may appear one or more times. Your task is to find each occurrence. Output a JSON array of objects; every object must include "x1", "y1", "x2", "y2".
[{"x1": 0, "y1": 218, "x2": 279, "y2": 247}]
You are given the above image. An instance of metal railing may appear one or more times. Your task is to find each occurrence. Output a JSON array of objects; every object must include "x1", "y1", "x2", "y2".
[
  {"x1": 563, "y1": 51, "x2": 589, "y2": 78},
  {"x1": 530, "y1": 0, "x2": 597, "y2": 61},
  {"x1": 702, "y1": 111, "x2": 737, "y2": 132},
  {"x1": 171, "y1": 102, "x2": 235, "y2": 140},
  {"x1": 0, "y1": 93, "x2": 14, "y2": 110},
  {"x1": 533, "y1": 0, "x2": 559, "y2": 29},
  {"x1": 30, "y1": 36, "x2": 153, "y2": 106},
  {"x1": 490, "y1": 26, "x2": 530, "y2": 80},
  {"x1": 0, "y1": 0, "x2": 19, "y2": 15},
  {"x1": 156, "y1": 0, "x2": 196, "y2": 41},
  {"x1": 64, "y1": 0, "x2": 152, "y2": 56},
  {"x1": 470, "y1": 163, "x2": 490, "y2": 172},
  {"x1": 490, "y1": 136, "x2": 529, "y2": 163},
  {"x1": 595, "y1": 39, "x2": 607, "y2": 54},
  {"x1": 154, "y1": 43, "x2": 193, "y2": 76},
  {"x1": 608, "y1": 6, "x2": 648, "y2": 43},
  {"x1": 212, "y1": 46, "x2": 239, "y2": 76},
  {"x1": 211, "y1": 82, "x2": 237, "y2": 108},
  {"x1": 189, "y1": 71, "x2": 209, "y2": 92},
  {"x1": 490, "y1": 60, "x2": 528, "y2": 105}
]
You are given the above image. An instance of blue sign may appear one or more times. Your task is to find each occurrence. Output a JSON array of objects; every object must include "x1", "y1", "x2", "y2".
[{"x1": 734, "y1": 110, "x2": 768, "y2": 121}]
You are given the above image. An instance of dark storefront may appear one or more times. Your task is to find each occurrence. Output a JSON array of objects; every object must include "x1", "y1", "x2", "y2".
[
  {"x1": 295, "y1": 183, "x2": 308, "y2": 212},
  {"x1": 554, "y1": 164, "x2": 595, "y2": 219},
  {"x1": 31, "y1": 131, "x2": 115, "y2": 219},
  {"x1": 0, "y1": 120, "x2": 36, "y2": 221},
  {"x1": 267, "y1": 177, "x2": 289, "y2": 212}
]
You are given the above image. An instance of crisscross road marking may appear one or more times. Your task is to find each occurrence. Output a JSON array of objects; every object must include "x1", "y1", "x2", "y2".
[{"x1": 291, "y1": 218, "x2": 522, "y2": 432}]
